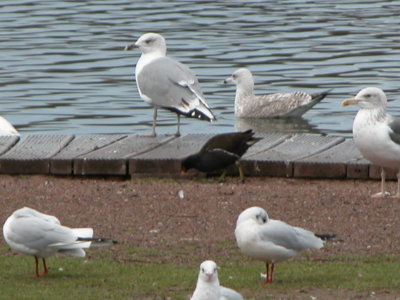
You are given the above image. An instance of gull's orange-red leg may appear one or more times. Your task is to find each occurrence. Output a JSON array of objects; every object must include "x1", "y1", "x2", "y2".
[
  {"x1": 34, "y1": 256, "x2": 40, "y2": 277},
  {"x1": 263, "y1": 263, "x2": 275, "y2": 284},
  {"x1": 269, "y1": 264, "x2": 275, "y2": 283},
  {"x1": 42, "y1": 258, "x2": 48, "y2": 276}
]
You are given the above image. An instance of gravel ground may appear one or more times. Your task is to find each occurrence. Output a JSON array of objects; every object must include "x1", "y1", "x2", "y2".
[{"x1": 1, "y1": 175, "x2": 400, "y2": 299}]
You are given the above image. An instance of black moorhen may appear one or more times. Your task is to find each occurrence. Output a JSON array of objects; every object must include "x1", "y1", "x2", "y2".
[{"x1": 181, "y1": 129, "x2": 260, "y2": 182}]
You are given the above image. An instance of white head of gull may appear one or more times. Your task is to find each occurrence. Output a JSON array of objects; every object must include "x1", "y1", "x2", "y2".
[
  {"x1": 190, "y1": 260, "x2": 244, "y2": 300},
  {"x1": 124, "y1": 33, "x2": 216, "y2": 137},
  {"x1": 3, "y1": 207, "x2": 115, "y2": 277},
  {"x1": 224, "y1": 68, "x2": 328, "y2": 118},
  {"x1": 235, "y1": 206, "x2": 327, "y2": 284},
  {"x1": 342, "y1": 87, "x2": 400, "y2": 198}
]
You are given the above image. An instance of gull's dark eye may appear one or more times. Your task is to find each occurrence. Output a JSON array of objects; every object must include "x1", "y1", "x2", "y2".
[
  {"x1": 364, "y1": 94, "x2": 371, "y2": 98},
  {"x1": 232, "y1": 74, "x2": 237, "y2": 79},
  {"x1": 201, "y1": 268, "x2": 205, "y2": 273},
  {"x1": 145, "y1": 38, "x2": 152, "y2": 44},
  {"x1": 257, "y1": 213, "x2": 267, "y2": 223}
]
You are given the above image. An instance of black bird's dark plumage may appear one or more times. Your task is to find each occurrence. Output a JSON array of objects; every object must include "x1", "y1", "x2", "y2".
[{"x1": 181, "y1": 129, "x2": 260, "y2": 181}]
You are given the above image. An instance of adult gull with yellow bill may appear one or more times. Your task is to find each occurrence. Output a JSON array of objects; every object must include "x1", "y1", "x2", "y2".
[{"x1": 342, "y1": 87, "x2": 400, "y2": 198}]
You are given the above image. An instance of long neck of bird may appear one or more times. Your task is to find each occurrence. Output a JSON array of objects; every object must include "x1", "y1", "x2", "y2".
[{"x1": 360, "y1": 106, "x2": 387, "y2": 123}]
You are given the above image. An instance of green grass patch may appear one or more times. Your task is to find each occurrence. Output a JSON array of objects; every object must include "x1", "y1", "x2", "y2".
[{"x1": 1, "y1": 246, "x2": 400, "y2": 299}]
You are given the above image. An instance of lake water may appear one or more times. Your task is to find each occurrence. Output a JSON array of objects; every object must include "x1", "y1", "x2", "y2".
[{"x1": 2, "y1": 0, "x2": 400, "y2": 137}]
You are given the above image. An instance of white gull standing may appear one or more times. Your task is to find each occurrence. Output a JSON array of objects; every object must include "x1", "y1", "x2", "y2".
[
  {"x1": 190, "y1": 260, "x2": 244, "y2": 300},
  {"x1": 3, "y1": 207, "x2": 115, "y2": 277},
  {"x1": 224, "y1": 68, "x2": 328, "y2": 118},
  {"x1": 342, "y1": 87, "x2": 400, "y2": 198},
  {"x1": 124, "y1": 33, "x2": 216, "y2": 136},
  {"x1": 235, "y1": 207, "x2": 334, "y2": 284}
]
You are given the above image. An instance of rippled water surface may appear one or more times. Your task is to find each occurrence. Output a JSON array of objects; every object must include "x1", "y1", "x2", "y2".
[{"x1": 2, "y1": 0, "x2": 400, "y2": 137}]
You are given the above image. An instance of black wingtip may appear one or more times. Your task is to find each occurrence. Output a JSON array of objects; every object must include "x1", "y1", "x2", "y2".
[
  {"x1": 77, "y1": 237, "x2": 118, "y2": 245},
  {"x1": 315, "y1": 233, "x2": 337, "y2": 241},
  {"x1": 165, "y1": 106, "x2": 216, "y2": 122},
  {"x1": 311, "y1": 89, "x2": 332, "y2": 102}
]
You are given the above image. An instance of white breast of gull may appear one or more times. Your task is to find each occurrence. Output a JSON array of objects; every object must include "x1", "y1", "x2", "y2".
[{"x1": 190, "y1": 260, "x2": 243, "y2": 300}]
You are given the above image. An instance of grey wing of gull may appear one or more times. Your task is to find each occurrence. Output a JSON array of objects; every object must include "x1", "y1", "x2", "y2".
[
  {"x1": 253, "y1": 92, "x2": 315, "y2": 117},
  {"x1": 388, "y1": 116, "x2": 400, "y2": 145},
  {"x1": 137, "y1": 57, "x2": 214, "y2": 120},
  {"x1": 259, "y1": 220, "x2": 321, "y2": 252},
  {"x1": 253, "y1": 92, "x2": 327, "y2": 118},
  {"x1": 220, "y1": 286, "x2": 244, "y2": 300},
  {"x1": 15, "y1": 207, "x2": 60, "y2": 224}
]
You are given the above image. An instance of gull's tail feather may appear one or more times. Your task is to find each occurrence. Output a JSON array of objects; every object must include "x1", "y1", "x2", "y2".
[
  {"x1": 58, "y1": 248, "x2": 87, "y2": 257},
  {"x1": 283, "y1": 90, "x2": 331, "y2": 117},
  {"x1": 73, "y1": 228, "x2": 94, "y2": 248},
  {"x1": 310, "y1": 90, "x2": 331, "y2": 103},
  {"x1": 73, "y1": 228, "x2": 93, "y2": 238}
]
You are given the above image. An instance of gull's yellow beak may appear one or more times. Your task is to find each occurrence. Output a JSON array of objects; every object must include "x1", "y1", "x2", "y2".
[
  {"x1": 341, "y1": 97, "x2": 358, "y2": 106},
  {"x1": 124, "y1": 43, "x2": 136, "y2": 51}
]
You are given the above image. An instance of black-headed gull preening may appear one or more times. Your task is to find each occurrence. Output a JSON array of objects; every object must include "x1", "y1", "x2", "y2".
[
  {"x1": 342, "y1": 87, "x2": 400, "y2": 198},
  {"x1": 124, "y1": 32, "x2": 216, "y2": 137},
  {"x1": 234, "y1": 206, "x2": 334, "y2": 284},
  {"x1": 190, "y1": 260, "x2": 244, "y2": 300},
  {"x1": 3, "y1": 207, "x2": 116, "y2": 277}
]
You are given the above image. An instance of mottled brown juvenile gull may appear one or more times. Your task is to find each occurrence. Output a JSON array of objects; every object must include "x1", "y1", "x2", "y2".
[
  {"x1": 224, "y1": 68, "x2": 328, "y2": 118},
  {"x1": 342, "y1": 87, "x2": 400, "y2": 198},
  {"x1": 125, "y1": 33, "x2": 216, "y2": 137},
  {"x1": 190, "y1": 260, "x2": 244, "y2": 300}
]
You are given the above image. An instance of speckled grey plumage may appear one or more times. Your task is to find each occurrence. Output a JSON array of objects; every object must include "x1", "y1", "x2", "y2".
[{"x1": 225, "y1": 68, "x2": 328, "y2": 118}]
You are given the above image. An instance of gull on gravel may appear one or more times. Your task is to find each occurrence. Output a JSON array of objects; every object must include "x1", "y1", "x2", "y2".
[
  {"x1": 234, "y1": 206, "x2": 334, "y2": 284},
  {"x1": 124, "y1": 32, "x2": 216, "y2": 137},
  {"x1": 342, "y1": 87, "x2": 400, "y2": 198},
  {"x1": 3, "y1": 207, "x2": 115, "y2": 277},
  {"x1": 190, "y1": 260, "x2": 244, "y2": 300},
  {"x1": 224, "y1": 68, "x2": 328, "y2": 118}
]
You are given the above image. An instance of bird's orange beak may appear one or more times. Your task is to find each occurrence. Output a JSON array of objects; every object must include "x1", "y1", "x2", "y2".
[{"x1": 341, "y1": 97, "x2": 358, "y2": 106}]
